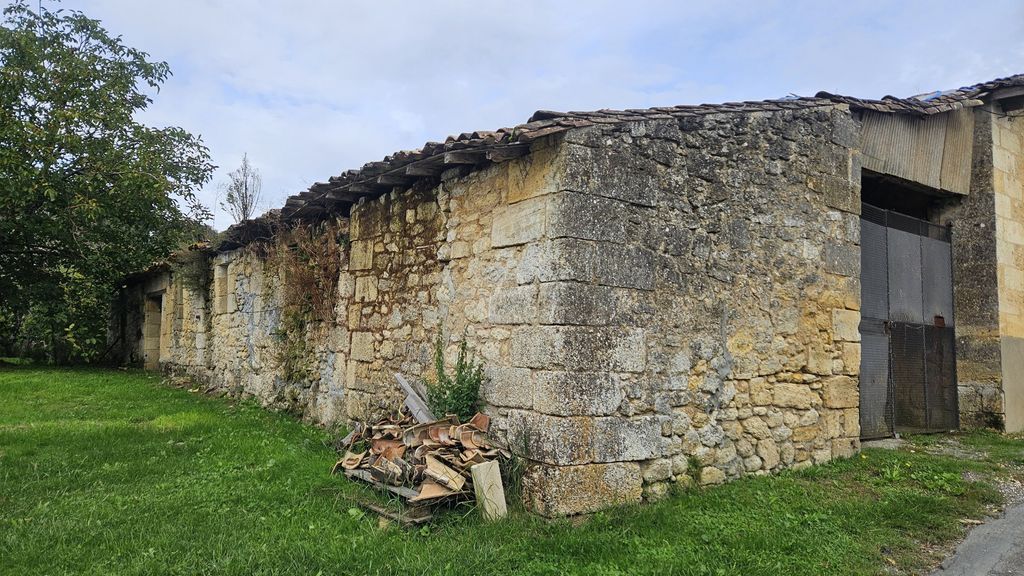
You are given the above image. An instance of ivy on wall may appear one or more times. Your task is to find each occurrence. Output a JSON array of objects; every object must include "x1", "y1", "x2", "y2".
[
  {"x1": 267, "y1": 221, "x2": 346, "y2": 383},
  {"x1": 170, "y1": 246, "x2": 213, "y2": 296}
]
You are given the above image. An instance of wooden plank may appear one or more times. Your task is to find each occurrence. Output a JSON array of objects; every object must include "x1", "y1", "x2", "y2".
[
  {"x1": 343, "y1": 469, "x2": 420, "y2": 500},
  {"x1": 404, "y1": 158, "x2": 444, "y2": 176},
  {"x1": 346, "y1": 182, "x2": 378, "y2": 194},
  {"x1": 425, "y1": 455, "x2": 465, "y2": 491},
  {"x1": 910, "y1": 113, "x2": 947, "y2": 190},
  {"x1": 992, "y1": 86, "x2": 1024, "y2": 100},
  {"x1": 354, "y1": 500, "x2": 433, "y2": 528},
  {"x1": 405, "y1": 164, "x2": 441, "y2": 177},
  {"x1": 443, "y1": 150, "x2": 486, "y2": 165},
  {"x1": 377, "y1": 172, "x2": 413, "y2": 186},
  {"x1": 940, "y1": 108, "x2": 974, "y2": 195},
  {"x1": 325, "y1": 190, "x2": 362, "y2": 202},
  {"x1": 470, "y1": 461, "x2": 507, "y2": 520},
  {"x1": 860, "y1": 110, "x2": 972, "y2": 194},
  {"x1": 395, "y1": 373, "x2": 435, "y2": 423},
  {"x1": 486, "y1": 145, "x2": 531, "y2": 162}
]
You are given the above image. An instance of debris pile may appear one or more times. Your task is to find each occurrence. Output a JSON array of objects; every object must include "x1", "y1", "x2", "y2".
[{"x1": 332, "y1": 374, "x2": 509, "y2": 521}]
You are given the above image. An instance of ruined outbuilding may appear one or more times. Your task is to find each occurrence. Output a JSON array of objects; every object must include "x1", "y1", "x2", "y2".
[{"x1": 111, "y1": 75, "x2": 1024, "y2": 515}]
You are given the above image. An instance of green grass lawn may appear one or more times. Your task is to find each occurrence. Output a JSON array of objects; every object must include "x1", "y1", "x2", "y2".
[{"x1": 1, "y1": 366, "x2": 1022, "y2": 576}]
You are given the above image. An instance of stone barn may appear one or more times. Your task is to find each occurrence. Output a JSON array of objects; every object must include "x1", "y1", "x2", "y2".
[{"x1": 111, "y1": 74, "x2": 1024, "y2": 515}]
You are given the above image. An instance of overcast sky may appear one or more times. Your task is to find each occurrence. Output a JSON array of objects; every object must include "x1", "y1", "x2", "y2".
[{"x1": 64, "y1": 0, "x2": 1024, "y2": 231}]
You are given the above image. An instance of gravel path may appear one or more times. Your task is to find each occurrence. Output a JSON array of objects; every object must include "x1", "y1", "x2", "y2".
[
  {"x1": 866, "y1": 435, "x2": 1024, "y2": 574},
  {"x1": 929, "y1": 504, "x2": 1024, "y2": 575}
]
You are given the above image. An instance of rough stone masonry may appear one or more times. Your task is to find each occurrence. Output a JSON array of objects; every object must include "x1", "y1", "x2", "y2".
[{"x1": 111, "y1": 75, "x2": 1024, "y2": 516}]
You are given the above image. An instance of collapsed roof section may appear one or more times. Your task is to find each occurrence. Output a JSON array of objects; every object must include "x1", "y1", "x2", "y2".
[{"x1": 215, "y1": 74, "x2": 1024, "y2": 252}]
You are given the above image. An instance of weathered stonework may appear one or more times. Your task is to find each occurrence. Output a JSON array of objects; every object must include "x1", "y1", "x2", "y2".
[
  {"x1": 992, "y1": 104, "x2": 1024, "y2": 432},
  {"x1": 486, "y1": 106, "x2": 863, "y2": 513},
  {"x1": 111, "y1": 76, "x2": 1024, "y2": 516},
  {"x1": 944, "y1": 108, "x2": 1006, "y2": 429},
  {"x1": 116, "y1": 105, "x2": 863, "y2": 515},
  {"x1": 937, "y1": 102, "x2": 1024, "y2": 431}
]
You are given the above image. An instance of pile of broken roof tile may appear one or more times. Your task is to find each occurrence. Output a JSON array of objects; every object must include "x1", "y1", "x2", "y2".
[{"x1": 332, "y1": 408, "x2": 510, "y2": 508}]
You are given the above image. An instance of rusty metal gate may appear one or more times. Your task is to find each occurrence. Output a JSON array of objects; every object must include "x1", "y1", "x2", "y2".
[{"x1": 859, "y1": 204, "x2": 959, "y2": 439}]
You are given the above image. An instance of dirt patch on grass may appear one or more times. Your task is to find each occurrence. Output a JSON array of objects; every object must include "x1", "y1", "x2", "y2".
[
  {"x1": 892, "y1": 433, "x2": 1024, "y2": 574},
  {"x1": 963, "y1": 470, "x2": 1024, "y2": 507}
]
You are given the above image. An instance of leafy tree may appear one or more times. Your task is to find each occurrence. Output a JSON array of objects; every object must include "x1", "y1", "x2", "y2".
[
  {"x1": 0, "y1": 1, "x2": 215, "y2": 362},
  {"x1": 221, "y1": 153, "x2": 262, "y2": 223}
]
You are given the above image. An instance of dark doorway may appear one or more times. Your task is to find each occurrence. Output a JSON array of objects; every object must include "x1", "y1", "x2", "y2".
[{"x1": 859, "y1": 203, "x2": 959, "y2": 438}]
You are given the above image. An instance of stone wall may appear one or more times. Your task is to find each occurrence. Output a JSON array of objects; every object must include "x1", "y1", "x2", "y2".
[
  {"x1": 113, "y1": 104, "x2": 867, "y2": 516},
  {"x1": 944, "y1": 104, "x2": 1024, "y2": 431},
  {"x1": 499, "y1": 106, "x2": 864, "y2": 515},
  {"x1": 160, "y1": 239, "x2": 345, "y2": 423},
  {"x1": 992, "y1": 104, "x2": 1024, "y2": 432},
  {"x1": 122, "y1": 146, "x2": 574, "y2": 432},
  {"x1": 944, "y1": 108, "x2": 1005, "y2": 429}
]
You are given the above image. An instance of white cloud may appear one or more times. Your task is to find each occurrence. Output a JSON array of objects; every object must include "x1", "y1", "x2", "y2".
[{"x1": 64, "y1": 0, "x2": 1024, "y2": 230}]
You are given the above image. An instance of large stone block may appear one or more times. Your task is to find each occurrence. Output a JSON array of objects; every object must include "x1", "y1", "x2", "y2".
[
  {"x1": 350, "y1": 332, "x2": 375, "y2": 362},
  {"x1": 830, "y1": 110, "x2": 859, "y2": 149},
  {"x1": 480, "y1": 366, "x2": 533, "y2": 409},
  {"x1": 492, "y1": 196, "x2": 547, "y2": 247},
  {"x1": 818, "y1": 174, "x2": 859, "y2": 215},
  {"x1": 509, "y1": 326, "x2": 646, "y2": 372},
  {"x1": 505, "y1": 410, "x2": 594, "y2": 465},
  {"x1": 349, "y1": 240, "x2": 374, "y2": 270},
  {"x1": 350, "y1": 203, "x2": 385, "y2": 238},
  {"x1": 593, "y1": 415, "x2": 663, "y2": 462},
  {"x1": 523, "y1": 462, "x2": 642, "y2": 517},
  {"x1": 533, "y1": 371, "x2": 622, "y2": 416},
  {"x1": 773, "y1": 382, "x2": 819, "y2": 409},
  {"x1": 561, "y1": 143, "x2": 659, "y2": 207},
  {"x1": 506, "y1": 143, "x2": 559, "y2": 204},
  {"x1": 594, "y1": 243, "x2": 655, "y2": 290},
  {"x1": 344, "y1": 360, "x2": 372, "y2": 393},
  {"x1": 804, "y1": 345, "x2": 833, "y2": 376},
  {"x1": 832, "y1": 438, "x2": 860, "y2": 459},
  {"x1": 822, "y1": 375, "x2": 858, "y2": 408},
  {"x1": 354, "y1": 276, "x2": 378, "y2": 302},
  {"x1": 579, "y1": 328, "x2": 646, "y2": 373},
  {"x1": 824, "y1": 243, "x2": 859, "y2": 277},
  {"x1": 840, "y1": 342, "x2": 861, "y2": 374},
  {"x1": 487, "y1": 285, "x2": 538, "y2": 324},
  {"x1": 337, "y1": 272, "x2": 355, "y2": 300},
  {"x1": 547, "y1": 191, "x2": 629, "y2": 243},
  {"x1": 537, "y1": 282, "x2": 616, "y2": 326},
  {"x1": 832, "y1": 309, "x2": 861, "y2": 342},
  {"x1": 516, "y1": 238, "x2": 595, "y2": 284},
  {"x1": 508, "y1": 326, "x2": 561, "y2": 368}
]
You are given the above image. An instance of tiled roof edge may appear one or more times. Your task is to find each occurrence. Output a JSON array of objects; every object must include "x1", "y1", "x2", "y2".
[{"x1": 215, "y1": 73, "x2": 1024, "y2": 251}]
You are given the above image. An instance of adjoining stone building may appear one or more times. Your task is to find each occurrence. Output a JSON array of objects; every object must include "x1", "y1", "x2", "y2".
[{"x1": 110, "y1": 74, "x2": 1024, "y2": 516}]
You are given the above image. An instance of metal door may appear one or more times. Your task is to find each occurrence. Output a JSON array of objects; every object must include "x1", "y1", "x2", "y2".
[{"x1": 859, "y1": 204, "x2": 958, "y2": 438}]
